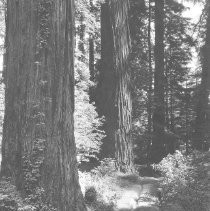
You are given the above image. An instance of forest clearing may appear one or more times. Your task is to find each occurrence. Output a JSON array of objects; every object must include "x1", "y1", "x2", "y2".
[{"x1": 0, "y1": 0, "x2": 210, "y2": 211}]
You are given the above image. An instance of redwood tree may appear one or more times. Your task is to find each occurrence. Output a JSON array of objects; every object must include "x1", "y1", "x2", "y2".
[
  {"x1": 1, "y1": 0, "x2": 86, "y2": 210},
  {"x1": 96, "y1": 0, "x2": 134, "y2": 172},
  {"x1": 150, "y1": 0, "x2": 165, "y2": 163}
]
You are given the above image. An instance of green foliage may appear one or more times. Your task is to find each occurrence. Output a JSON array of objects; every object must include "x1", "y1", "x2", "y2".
[
  {"x1": 22, "y1": 138, "x2": 56, "y2": 211},
  {"x1": 79, "y1": 158, "x2": 118, "y2": 206},
  {"x1": 0, "y1": 178, "x2": 34, "y2": 211},
  {"x1": 85, "y1": 186, "x2": 97, "y2": 204},
  {"x1": 37, "y1": 0, "x2": 52, "y2": 50},
  {"x1": 154, "y1": 151, "x2": 193, "y2": 194},
  {"x1": 91, "y1": 158, "x2": 116, "y2": 176},
  {"x1": 0, "y1": 190, "x2": 18, "y2": 211},
  {"x1": 74, "y1": 0, "x2": 105, "y2": 163},
  {"x1": 75, "y1": 0, "x2": 102, "y2": 36},
  {"x1": 0, "y1": 178, "x2": 56, "y2": 211},
  {"x1": 75, "y1": 85, "x2": 105, "y2": 162},
  {"x1": 154, "y1": 151, "x2": 209, "y2": 211},
  {"x1": 79, "y1": 170, "x2": 116, "y2": 211},
  {"x1": 131, "y1": 0, "x2": 196, "y2": 163},
  {"x1": 0, "y1": 0, "x2": 5, "y2": 52}
]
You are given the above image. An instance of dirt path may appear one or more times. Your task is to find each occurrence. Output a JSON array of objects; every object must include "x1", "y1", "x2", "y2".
[{"x1": 115, "y1": 175, "x2": 161, "y2": 211}]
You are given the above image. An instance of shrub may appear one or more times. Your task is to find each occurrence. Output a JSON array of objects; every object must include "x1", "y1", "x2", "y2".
[
  {"x1": 85, "y1": 186, "x2": 97, "y2": 204},
  {"x1": 153, "y1": 150, "x2": 209, "y2": 211},
  {"x1": 91, "y1": 158, "x2": 116, "y2": 177},
  {"x1": 79, "y1": 170, "x2": 116, "y2": 211},
  {"x1": 78, "y1": 158, "x2": 121, "y2": 210}
]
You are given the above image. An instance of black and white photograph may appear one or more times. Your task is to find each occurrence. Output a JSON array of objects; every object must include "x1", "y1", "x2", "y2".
[{"x1": 0, "y1": 0, "x2": 209, "y2": 210}]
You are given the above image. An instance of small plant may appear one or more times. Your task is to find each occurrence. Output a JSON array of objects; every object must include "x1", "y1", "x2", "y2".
[
  {"x1": 78, "y1": 159, "x2": 120, "y2": 210},
  {"x1": 85, "y1": 186, "x2": 97, "y2": 204},
  {"x1": 91, "y1": 158, "x2": 116, "y2": 176}
]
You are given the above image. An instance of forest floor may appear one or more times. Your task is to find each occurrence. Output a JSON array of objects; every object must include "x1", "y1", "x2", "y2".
[
  {"x1": 84, "y1": 152, "x2": 210, "y2": 211},
  {"x1": 113, "y1": 174, "x2": 161, "y2": 211},
  {"x1": 0, "y1": 151, "x2": 210, "y2": 211},
  {"x1": 81, "y1": 167, "x2": 163, "y2": 211}
]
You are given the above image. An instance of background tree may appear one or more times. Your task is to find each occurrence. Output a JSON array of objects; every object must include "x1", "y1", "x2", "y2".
[
  {"x1": 193, "y1": 0, "x2": 210, "y2": 150},
  {"x1": 131, "y1": 0, "x2": 195, "y2": 162},
  {"x1": 74, "y1": 0, "x2": 105, "y2": 167},
  {"x1": 129, "y1": 0, "x2": 150, "y2": 164},
  {"x1": 164, "y1": 0, "x2": 194, "y2": 153},
  {"x1": 95, "y1": 0, "x2": 134, "y2": 172},
  {"x1": 150, "y1": 0, "x2": 165, "y2": 163}
]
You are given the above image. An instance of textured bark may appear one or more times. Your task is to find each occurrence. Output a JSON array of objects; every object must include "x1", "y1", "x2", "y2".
[
  {"x1": 97, "y1": 0, "x2": 133, "y2": 172},
  {"x1": 151, "y1": 0, "x2": 165, "y2": 163},
  {"x1": 193, "y1": 1, "x2": 210, "y2": 150},
  {"x1": 1, "y1": 1, "x2": 86, "y2": 210}
]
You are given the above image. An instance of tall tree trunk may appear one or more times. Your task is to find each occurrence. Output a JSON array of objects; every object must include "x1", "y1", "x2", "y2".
[
  {"x1": 147, "y1": 0, "x2": 153, "y2": 163},
  {"x1": 97, "y1": 0, "x2": 133, "y2": 172},
  {"x1": 110, "y1": 0, "x2": 133, "y2": 172},
  {"x1": 193, "y1": 1, "x2": 210, "y2": 150},
  {"x1": 96, "y1": 2, "x2": 115, "y2": 158},
  {"x1": 151, "y1": 0, "x2": 165, "y2": 163},
  {"x1": 1, "y1": 1, "x2": 86, "y2": 210}
]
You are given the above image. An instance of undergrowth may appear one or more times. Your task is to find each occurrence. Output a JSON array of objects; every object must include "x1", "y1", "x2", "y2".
[
  {"x1": 79, "y1": 158, "x2": 117, "y2": 211},
  {"x1": 0, "y1": 177, "x2": 35, "y2": 211},
  {"x1": 79, "y1": 158, "x2": 143, "y2": 211},
  {"x1": 153, "y1": 150, "x2": 210, "y2": 211}
]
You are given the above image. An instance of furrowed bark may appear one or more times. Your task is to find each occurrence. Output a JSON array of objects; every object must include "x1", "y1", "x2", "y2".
[
  {"x1": 1, "y1": 1, "x2": 86, "y2": 210},
  {"x1": 97, "y1": 0, "x2": 134, "y2": 172}
]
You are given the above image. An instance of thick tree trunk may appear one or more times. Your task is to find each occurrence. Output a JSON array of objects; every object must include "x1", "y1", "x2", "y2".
[
  {"x1": 151, "y1": 0, "x2": 165, "y2": 163},
  {"x1": 193, "y1": 2, "x2": 210, "y2": 150},
  {"x1": 110, "y1": 0, "x2": 133, "y2": 172},
  {"x1": 96, "y1": 3, "x2": 115, "y2": 158},
  {"x1": 97, "y1": 0, "x2": 133, "y2": 172},
  {"x1": 1, "y1": 1, "x2": 86, "y2": 210}
]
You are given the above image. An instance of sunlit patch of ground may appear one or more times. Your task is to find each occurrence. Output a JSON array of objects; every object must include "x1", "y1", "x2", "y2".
[
  {"x1": 114, "y1": 174, "x2": 161, "y2": 211},
  {"x1": 80, "y1": 170, "x2": 162, "y2": 211}
]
